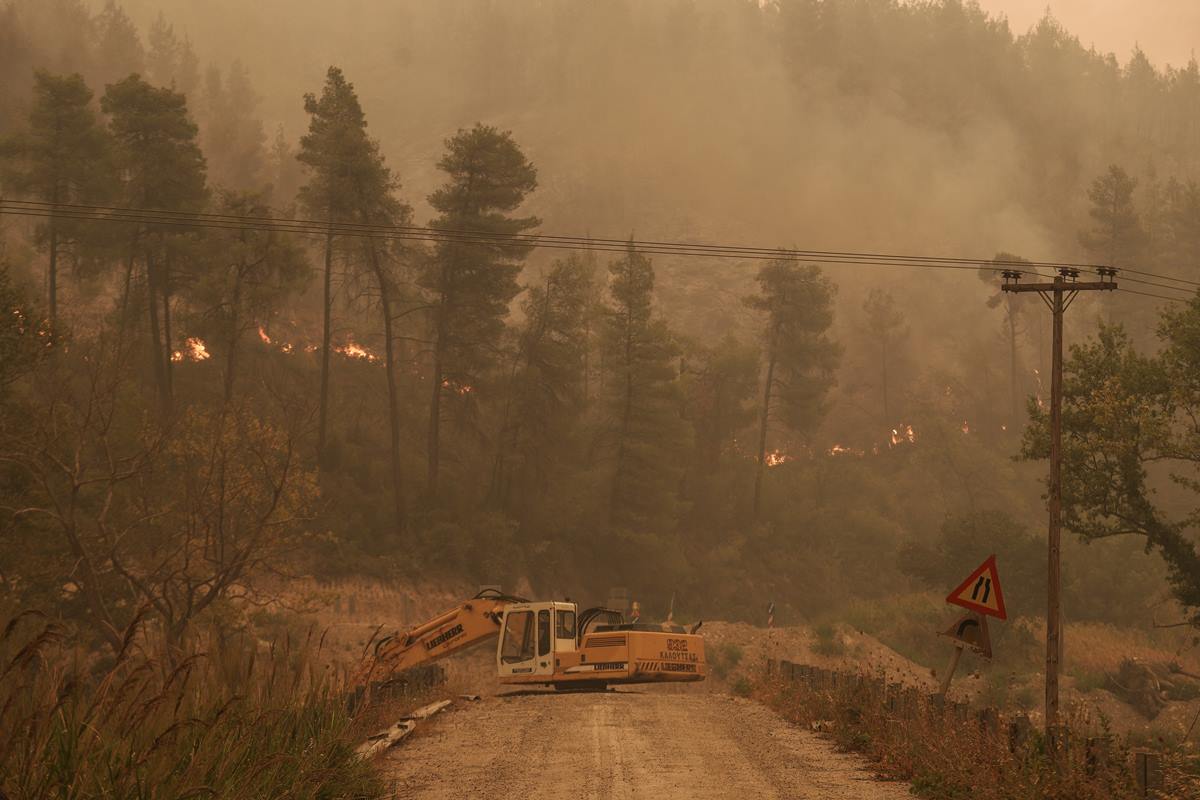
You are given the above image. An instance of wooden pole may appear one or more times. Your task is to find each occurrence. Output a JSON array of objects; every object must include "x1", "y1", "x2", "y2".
[
  {"x1": 1046, "y1": 277, "x2": 1064, "y2": 729},
  {"x1": 1001, "y1": 268, "x2": 1116, "y2": 735}
]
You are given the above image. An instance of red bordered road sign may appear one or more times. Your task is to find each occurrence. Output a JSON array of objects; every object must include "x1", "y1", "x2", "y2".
[{"x1": 946, "y1": 555, "x2": 1007, "y2": 620}]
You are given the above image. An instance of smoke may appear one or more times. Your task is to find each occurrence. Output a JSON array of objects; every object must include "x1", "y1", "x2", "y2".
[{"x1": 73, "y1": 0, "x2": 1184, "y2": 440}]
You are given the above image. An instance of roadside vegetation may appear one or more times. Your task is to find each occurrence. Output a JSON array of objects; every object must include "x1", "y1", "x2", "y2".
[
  {"x1": 756, "y1": 669, "x2": 1200, "y2": 800},
  {"x1": 0, "y1": 608, "x2": 385, "y2": 800}
]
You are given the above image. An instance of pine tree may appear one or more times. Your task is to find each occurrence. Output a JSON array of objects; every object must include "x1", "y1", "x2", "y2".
[
  {"x1": 493, "y1": 254, "x2": 591, "y2": 516},
  {"x1": 422, "y1": 123, "x2": 539, "y2": 499},
  {"x1": 203, "y1": 61, "x2": 266, "y2": 190},
  {"x1": 297, "y1": 66, "x2": 411, "y2": 532},
  {"x1": 601, "y1": 242, "x2": 687, "y2": 532},
  {"x1": 146, "y1": 12, "x2": 180, "y2": 87},
  {"x1": 92, "y1": 0, "x2": 144, "y2": 87},
  {"x1": 192, "y1": 190, "x2": 309, "y2": 405},
  {"x1": 101, "y1": 74, "x2": 207, "y2": 412},
  {"x1": 685, "y1": 334, "x2": 758, "y2": 474},
  {"x1": 1079, "y1": 164, "x2": 1145, "y2": 267},
  {"x1": 1, "y1": 71, "x2": 112, "y2": 327},
  {"x1": 744, "y1": 259, "x2": 839, "y2": 518},
  {"x1": 297, "y1": 66, "x2": 368, "y2": 460}
]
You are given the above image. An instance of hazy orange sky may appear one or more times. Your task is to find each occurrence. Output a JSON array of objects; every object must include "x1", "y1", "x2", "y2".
[{"x1": 975, "y1": 0, "x2": 1200, "y2": 67}]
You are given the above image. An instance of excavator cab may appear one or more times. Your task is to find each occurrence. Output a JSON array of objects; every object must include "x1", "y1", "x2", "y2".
[{"x1": 496, "y1": 602, "x2": 578, "y2": 681}]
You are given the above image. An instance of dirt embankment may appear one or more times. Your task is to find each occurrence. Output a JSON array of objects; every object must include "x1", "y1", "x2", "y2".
[{"x1": 382, "y1": 688, "x2": 913, "y2": 800}]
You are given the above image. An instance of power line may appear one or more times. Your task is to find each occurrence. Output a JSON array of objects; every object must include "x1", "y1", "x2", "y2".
[
  {"x1": 1, "y1": 205, "x2": 1035, "y2": 273},
  {"x1": 4, "y1": 198, "x2": 1197, "y2": 298},
  {"x1": 1119, "y1": 287, "x2": 1189, "y2": 304},
  {"x1": 0, "y1": 199, "x2": 1050, "y2": 276}
]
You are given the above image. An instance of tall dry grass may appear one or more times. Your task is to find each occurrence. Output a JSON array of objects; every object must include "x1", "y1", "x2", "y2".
[
  {"x1": 755, "y1": 669, "x2": 1200, "y2": 800},
  {"x1": 0, "y1": 609, "x2": 384, "y2": 800}
]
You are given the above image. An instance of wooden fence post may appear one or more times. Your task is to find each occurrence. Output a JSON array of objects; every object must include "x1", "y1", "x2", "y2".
[{"x1": 1134, "y1": 750, "x2": 1163, "y2": 796}]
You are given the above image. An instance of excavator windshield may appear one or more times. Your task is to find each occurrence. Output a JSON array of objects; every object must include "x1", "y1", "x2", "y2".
[{"x1": 501, "y1": 610, "x2": 535, "y2": 664}]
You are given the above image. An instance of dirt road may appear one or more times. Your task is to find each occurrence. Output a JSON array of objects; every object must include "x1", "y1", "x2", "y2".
[{"x1": 383, "y1": 689, "x2": 912, "y2": 799}]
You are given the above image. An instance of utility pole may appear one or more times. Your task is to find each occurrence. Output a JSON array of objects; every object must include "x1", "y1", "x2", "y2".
[{"x1": 1002, "y1": 266, "x2": 1117, "y2": 733}]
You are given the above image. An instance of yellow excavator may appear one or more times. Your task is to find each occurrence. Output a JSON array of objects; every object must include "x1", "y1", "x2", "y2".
[{"x1": 355, "y1": 589, "x2": 707, "y2": 692}]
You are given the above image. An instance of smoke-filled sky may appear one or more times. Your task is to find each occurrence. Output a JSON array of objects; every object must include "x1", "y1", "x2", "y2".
[{"x1": 977, "y1": 0, "x2": 1199, "y2": 66}]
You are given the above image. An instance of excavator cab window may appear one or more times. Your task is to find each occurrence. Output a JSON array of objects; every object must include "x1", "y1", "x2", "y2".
[
  {"x1": 537, "y1": 609, "x2": 551, "y2": 657},
  {"x1": 501, "y1": 610, "x2": 535, "y2": 664},
  {"x1": 556, "y1": 610, "x2": 576, "y2": 639}
]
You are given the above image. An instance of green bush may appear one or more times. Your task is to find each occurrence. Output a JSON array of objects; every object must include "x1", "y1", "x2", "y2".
[
  {"x1": 710, "y1": 642, "x2": 744, "y2": 680},
  {"x1": 813, "y1": 623, "x2": 846, "y2": 657}
]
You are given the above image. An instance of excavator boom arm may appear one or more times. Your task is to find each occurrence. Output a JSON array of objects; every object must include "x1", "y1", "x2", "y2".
[{"x1": 354, "y1": 590, "x2": 523, "y2": 688}]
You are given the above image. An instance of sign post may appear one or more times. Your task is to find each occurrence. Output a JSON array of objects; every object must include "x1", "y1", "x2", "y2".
[{"x1": 937, "y1": 556, "x2": 1006, "y2": 696}]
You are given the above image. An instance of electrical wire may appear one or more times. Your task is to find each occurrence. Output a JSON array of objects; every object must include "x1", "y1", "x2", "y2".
[
  {"x1": 0, "y1": 200, "x2": 1048, "y2": 275},
  {"x1": 3, "y1": 198, "x2": 1197, "y2": 298},
  {"x1": 1119, "y1": 288, "x2": 1189, "y2": 304}
]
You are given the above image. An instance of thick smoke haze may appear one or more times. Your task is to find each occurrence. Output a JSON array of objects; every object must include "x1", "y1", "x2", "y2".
[
  {"x1": 88, "y1": 1, "x2": 1174, "y2": 342},
  {"x1": 978, "y1": 0, "x2": 1200, "y2": 69}
]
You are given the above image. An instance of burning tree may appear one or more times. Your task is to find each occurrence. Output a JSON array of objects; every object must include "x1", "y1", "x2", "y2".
[{"x1": 744, "y1": 259, "x2": 840, "y2": 518}]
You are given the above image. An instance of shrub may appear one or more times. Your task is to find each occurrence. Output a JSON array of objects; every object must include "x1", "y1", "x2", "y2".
[
  {"x1": 710, "y1": 642, "x2": 744, "y2": 680},
  {"x1": 813, "y1": 623, "x2": 846, "y2": 657}
]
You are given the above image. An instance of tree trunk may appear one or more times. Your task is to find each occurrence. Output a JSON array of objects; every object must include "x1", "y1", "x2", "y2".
[
  {"x1": 609, "y1": 297, "x2": 635, "y2": 526},
  {"x1": 317, "y1": 230, "x2": 334, "y2": 460},
  {"x1": 47, "y1": 215, "x2": 58, "y2": 328},
  {"x1": 427, "y1": 305, "x2": 445, "y2": 499},
  {"x1": 752, "y1": 324, "x2": 779, "y2": 520},
  {"x1": 370, "y1": 245, "x2": 406, "y2": 534},
  {"x1": 881, "y1": 335, "x2": 890, "y2": 423},
  {"x1": 223, "y1": 270, "x2": 243, "y2": 406},
  {"x1": 145, "y1": 252, "x2": 169, "y2": 413},
  {"x1": 161, "y1": 253, "x2": 174, "y2": 410}
]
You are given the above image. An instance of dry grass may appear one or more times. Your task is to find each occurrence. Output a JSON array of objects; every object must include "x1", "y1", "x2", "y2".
[
  {"x1": 0, "y1": 608, "x2": 388, "y2": 800},
  {"x1": 756, "y1": 667, "x2": 1200, "y2": 800}
]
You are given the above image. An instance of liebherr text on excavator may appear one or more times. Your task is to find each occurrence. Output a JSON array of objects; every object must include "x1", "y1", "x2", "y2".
[{"x1": 355, "y1": 590, "x2": 707, "y2": 691}]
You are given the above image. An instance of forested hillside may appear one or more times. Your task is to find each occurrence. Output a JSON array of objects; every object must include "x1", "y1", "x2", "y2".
[{"x1": 3, "y1": 0, "x2": 1200, "y2": 636}]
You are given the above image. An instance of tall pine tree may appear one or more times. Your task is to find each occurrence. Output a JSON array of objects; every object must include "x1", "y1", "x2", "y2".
[
  {"x1": 297, "y1": 66, "x2": 411, "y2": 532},
  {"x1": 102, "y1": 74, "x2": 207, "y2": 412},
  {"x1": 422, "y1": 123, "x2": 538, "y2": 499},
  {"x1": 601, "y1": 242, "x2": 687, "y2": 532},
  {"x1": 1, "y1": 71, "x2": 112, "y2": 327},
  {"x1": 297, "y1": 66, "x2": 368, "y2": 460},
  {"x1": 492, "y1": 254, "x2": 592, "y2": 517}
]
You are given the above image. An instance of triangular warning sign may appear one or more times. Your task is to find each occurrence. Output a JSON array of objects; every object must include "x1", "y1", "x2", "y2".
[{"x1": 946, "y1": 555, "x2": 1007, "y2": 620}]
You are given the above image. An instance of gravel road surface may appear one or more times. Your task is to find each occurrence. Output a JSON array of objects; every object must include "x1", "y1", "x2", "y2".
[{"x1": 383, "y1": 689, "x2": 912, "y2": 799}]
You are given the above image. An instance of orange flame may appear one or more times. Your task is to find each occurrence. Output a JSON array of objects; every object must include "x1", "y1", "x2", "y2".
[
  {"x1": 441, "y1": 378, "x2": 473, "y2": 395},
  {"x1": 889, "y1": 424, "x2": 916, "y2": 446},
  {"x1": 765, "y1": 449, "x2": 791, "y2": 466},
  {"x1": 334, "y1": 339, "x2": 379, "y2": 363},
  {"x1": 257, "y1": 325, "x2": 272, "y2": 345},
  {"x1": 171, "y1": 337, "x2": 210, "y2": 363},
  {"x1": 826, "y1": 444, "x2": 864, "y2": 457}
]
